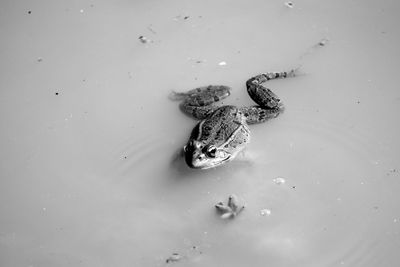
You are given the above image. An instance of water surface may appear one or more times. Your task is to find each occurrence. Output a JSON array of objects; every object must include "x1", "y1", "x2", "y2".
[{"x1": 1, "y1": 0, "x2": 400, "y2": 266}]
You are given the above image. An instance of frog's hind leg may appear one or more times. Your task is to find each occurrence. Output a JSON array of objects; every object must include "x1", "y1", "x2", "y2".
[
  {"x1": 246, "y1": 69, "x2": 297, "y2": 108},
  {"x1": 240, "y1": 105, "x2": 284, "y2": 124},
  {"x1": 169, "y1": 85, "x2": 229, "y2": 101},
  {"x1": 184, "y1": 85, "x2": 231, "y2": 106},
  {"x1": 172, "y1": 85, "x2": 231, "y2": 120}
]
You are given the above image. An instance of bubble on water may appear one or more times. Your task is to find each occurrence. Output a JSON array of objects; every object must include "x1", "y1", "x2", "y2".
[
  {"x1": 260, "y1": 209, "x2": 271, "y2": 216},
  {"x1": 318, "y1": 38, "x2": 329, "y2": 46},
  {"x1": 138, "y1": 35, "x2": 150, "y2": 43},
  {"x1": 284, "y1": 2, "x2": 294, "y2": 8},
  {"x1": 166, "y1": 253, "x2": 182, "y2": 263},
  {"x1": 273, "y1": 177, "x2": 286, "y2": 185}
]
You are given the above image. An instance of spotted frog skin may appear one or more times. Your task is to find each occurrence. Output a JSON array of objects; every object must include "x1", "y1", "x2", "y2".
[{"x1": 171, "y1": 70, "x2": 297, "y2": 169}]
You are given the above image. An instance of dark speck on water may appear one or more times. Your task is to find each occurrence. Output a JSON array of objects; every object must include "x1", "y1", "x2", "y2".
[{"x1": 318, "y1": 38, "x2": 329, "y2": 46}]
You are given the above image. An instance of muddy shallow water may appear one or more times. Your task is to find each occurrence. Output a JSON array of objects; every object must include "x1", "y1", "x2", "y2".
[{"x1": 1, "y1": 0, "x2": 400, "y2": 266}]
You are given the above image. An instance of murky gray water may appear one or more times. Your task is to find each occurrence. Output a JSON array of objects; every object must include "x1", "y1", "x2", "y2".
[{"x1": 1, "y1": 0, "x2": 400, "y2": 266}]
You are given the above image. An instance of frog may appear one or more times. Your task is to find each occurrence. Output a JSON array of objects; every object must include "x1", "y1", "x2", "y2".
[{"x1": 170, "y1": 69, "x2": 297, "y2": 169}]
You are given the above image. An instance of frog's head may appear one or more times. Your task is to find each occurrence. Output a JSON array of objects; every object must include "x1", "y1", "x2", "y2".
[
  {"x1": 183, "y1": 140, "x2": 231, "y2": 169},
  {"x1": 183, "y1": 107, "x2": 250, "y2": 169}
]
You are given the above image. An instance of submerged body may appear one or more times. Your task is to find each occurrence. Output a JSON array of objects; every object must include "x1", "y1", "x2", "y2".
[{"x1": 171, "y1": 70, "x2": 297, "y2": 169}]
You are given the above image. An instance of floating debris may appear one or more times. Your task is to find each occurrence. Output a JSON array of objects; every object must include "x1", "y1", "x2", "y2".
[
  {"x1": 273, "y1": 177, "x2": 286, "y2": 185},
  {"x1": 260, "y1": 209, "x2": 271, "y2": 216},
  {"x1": 37, "y1": 57, "x2": 43, "y2": 62},
  {"x1": 318, "y1": 38, "x2": 329, "y2": 47},
  {"x1": 138, "y1": 35, "x2": 150, "y2": 43},
  {"x1": 284, "y1": 1, "x2": 294, "y2": 8},
  {"x1": 173, "y1": 15, "x2": 191, "y2": 21},
  {"x1": 187, "y1": 57, "x2": 205, "y2": 64},
  {"x1": 298, "y1": 38, "x2": 329, "y2": 60},
  {"x1": 215, "y1": 194, "x2": 245, "y2": 219},
  {"x1": 218, "y1": 61, "x2": 227, "y2": 66},
  {"x1": 166, "y1": 253, "x2": 182, "y2": 263},
  {"x1": 385, "y1": 168, "x2": 398, "y2": 176},
  {"x1": 28, "y1": 10, "x2": 32, "y2": 14}
]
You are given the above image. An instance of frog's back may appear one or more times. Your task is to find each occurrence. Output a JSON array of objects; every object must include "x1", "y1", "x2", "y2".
[{"x1": 191, "y1": 106, "x2": 250, "y2": 153}]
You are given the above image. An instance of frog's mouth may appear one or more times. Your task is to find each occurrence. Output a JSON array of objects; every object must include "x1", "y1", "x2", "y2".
[{"x1": 185, "y1": 151, "x2": 231, "y2": 169}]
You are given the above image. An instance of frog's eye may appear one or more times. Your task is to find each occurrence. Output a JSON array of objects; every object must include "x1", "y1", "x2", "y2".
[{"x1": 206, "y1": 146, "x2": 217, "y2": 157}]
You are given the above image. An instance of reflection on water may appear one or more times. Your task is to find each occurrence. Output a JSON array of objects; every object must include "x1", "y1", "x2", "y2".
[{"x1": 1, "y1": 0, "x2": 400, "y2": 266}]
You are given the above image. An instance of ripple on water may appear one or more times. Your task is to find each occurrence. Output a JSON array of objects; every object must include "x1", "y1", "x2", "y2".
[
  {"x1": 104, "y1": 113, "x2": 397, "y2": 266},
  {"x1": 250, "y1": 115, "x2": 398, "y2": 266}
]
